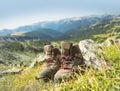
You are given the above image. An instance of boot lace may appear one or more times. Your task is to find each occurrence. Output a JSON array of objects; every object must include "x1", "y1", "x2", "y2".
[
  {"x1": 46, "y1": 57, "x2": 55, "y2": 66},
  {"x1": 60, "y1": 56, "x2": 74, "y2": 69}
]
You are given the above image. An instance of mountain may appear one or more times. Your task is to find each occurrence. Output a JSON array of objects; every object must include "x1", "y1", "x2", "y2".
[
  {"x1": 1, "y1": 14, "x2": 119, "y2": 41},
  {"x1": 24, "y1": 28, "x2": 64, "y2": 40},
  {"x1": 0, "y1": 28, "x2": 70, "y2": 41},
  {"x1": 0, "y1": 15, "x2": 114, "y2": 36},
  {"x1": 0, "y1": 29, "x2": 14, "y2": 36},
  {"x1": 65, "y1": 15, "x2": 120, "y2": 40},
  {"x1": 34, "y1": 15, "x2": 114, "y2": 33}
]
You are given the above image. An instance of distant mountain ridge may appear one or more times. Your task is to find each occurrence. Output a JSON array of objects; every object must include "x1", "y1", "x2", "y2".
[
  {"x1": 24, "y1": 28, "x2": 64, "y2": 40},
  {"x1": 66, "y1": 16, "x2": 120, "y2": 40},
  {"x1": 0, "y1": 15, "x2": 114, "y2": 34},
  {"x1": 0, "y1": 15, "x2": 118, "y2": 40}
]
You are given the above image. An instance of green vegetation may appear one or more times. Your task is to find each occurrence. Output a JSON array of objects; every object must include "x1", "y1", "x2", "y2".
[
  {"x1": 25, "y1": 28, "x2": 63, "y2": 40},
  {"x1": 0, "y1": 15, "x2": 120, "y2": 91},
  {"x1": 0, "y1": 43, "x2": 120, "y2": 91},
  {"x1": 0, "y1": 40, "x2": 50, "y2": 67},
  {"x1": 67, "y1": 18, "x2": 120, "y2": 43}
]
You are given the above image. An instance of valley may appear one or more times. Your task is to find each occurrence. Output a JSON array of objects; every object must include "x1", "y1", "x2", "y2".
[{"x1": 0, "y1": 15, "x2": 120, "y2": 91}]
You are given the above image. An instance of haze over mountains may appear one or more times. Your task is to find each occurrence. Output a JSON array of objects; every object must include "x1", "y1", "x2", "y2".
[{"x1": 0, "y1": 15, "x2": 120, "y2": 40}]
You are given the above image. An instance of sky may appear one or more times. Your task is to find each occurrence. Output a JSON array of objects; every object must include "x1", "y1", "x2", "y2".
[{"x1": 0, "y1": 0, "x2": 120, "y2": 30}]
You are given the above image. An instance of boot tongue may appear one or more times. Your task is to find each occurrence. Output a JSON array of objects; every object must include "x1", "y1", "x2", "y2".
[
  {"x1": 52, "y1": 48, "x2": 61, "y2": 57},
  {"x1": 61, "y1": 42, "x2": 73, "y2": 57},
  {"x1": 72, "y1": 44, "x2": 84, "y2": 61},
  {"x1": 72, "y1": 44, "x2": 80, "y2": 56},
  {"x1": 44, "y1": 45, "x2": 53, "y2": 58}
]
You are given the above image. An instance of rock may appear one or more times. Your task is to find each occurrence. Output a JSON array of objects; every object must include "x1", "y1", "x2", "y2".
[
  {"x1": 0, "y1": 59, "x2": 5, "y2": 64},
  {"x1": 23, "y1": 54, "x2": 46, "y2": 71},
  {"x1": 102, "y1": 37, "x2": 120, "y2": 46},
  {"x1": 0, "y1": 67, "x2": 22, "y2": 76},
  {"x1": 0, "y1": 58, "x2": 8, "y2": 66},
  {"x1": 79, "y1": 39, "x2": 109, "y2": 70},
  {"x1": 29, "y1": 53, "x2": 46, "y2": 68}
]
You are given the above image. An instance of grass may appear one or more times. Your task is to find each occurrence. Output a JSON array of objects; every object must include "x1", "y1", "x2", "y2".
[
  {"x1": 0, "y1": 64, "x2": 44, "y2": 91},
  {"x1": 0, "y1": 40, "x2": 44, "y2": 67},
  {"x1": 0, "y1": 44, "x2": 120, "y2": 91}
]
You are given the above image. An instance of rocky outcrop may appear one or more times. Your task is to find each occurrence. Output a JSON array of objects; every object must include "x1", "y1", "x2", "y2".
[
  {"x1": 23, "y1": 54, "x2": 46, "y2": 72},
  {"x1": 0, "y1": 67, "x2": 22, "y2": 76},
  {"x1": 29, "y1": 53, "x2": 45, "y2": 68},
  {"x1": 102, "y1": 37, "x2": 120, "y2": 46},
  {"x1": 79, "y1": 39, "x2": 110, "y2": 70},
  {"x1": 0, "y1": 36, "x2": 39, "y2": 41},
  {"x1": 0, "y1": 58, "x2": 9, "y2": 66}
]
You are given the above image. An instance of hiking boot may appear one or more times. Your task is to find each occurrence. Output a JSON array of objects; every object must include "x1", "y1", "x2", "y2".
[
  {"x1": 44, "y1": 45, "x2": 54, "y2": 59},
  {"x1": 72, "y1": 44, "x2": 84, "y2": 67},
  {"x1": 36, "y1": 44, "x2": 61, "y2": 82},
  {"x1": 61, "y1": 41, "x2": 73, "y2": 57},
  {"x1": 60, "y1": 42, "x2": 75, "y2": 70},
  {"x1": 54, "y1": 42, "x2": 84, "y2": 83}
]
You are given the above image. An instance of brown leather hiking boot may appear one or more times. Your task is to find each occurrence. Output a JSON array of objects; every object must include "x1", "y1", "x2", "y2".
[
  {"x1": 61, "y1": 41, "x2": 73, "y2": 57},
  {"x1": 72, "y1": 44, "x2": 84, "y2": 67},
  {"x1": 36, "y1": 44, "x2": 61, "y2": 82},
  {"x1": 44, "y1": 45, "x2": 54, "y2": 59},
  {"x1": 54, "y1": 42, "x2": 84, "y2": 82}
]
